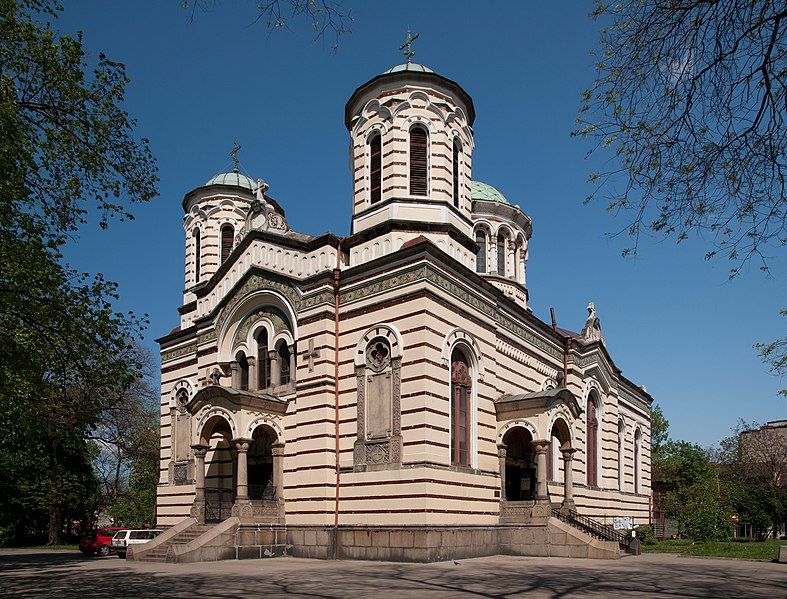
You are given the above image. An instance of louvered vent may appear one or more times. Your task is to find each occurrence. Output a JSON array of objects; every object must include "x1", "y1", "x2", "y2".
[
  {"x1": 221, "y1": 225, "x2": 234, "y2": 263},
  {"x1": 370, "y1": 134, "x2": 382, "y2": 203},
  {"x1": 410, "y1": 127, "x2": 428, "y2": 196}
]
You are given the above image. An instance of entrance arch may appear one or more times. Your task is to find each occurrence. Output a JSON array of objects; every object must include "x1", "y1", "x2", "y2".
[
  {"x1": 548, "y1": 417, "x2": 572, "y2": 480},
  {"x1": 199, "y1": 415, "x2": 235, "y2": 521},
  {"x1": 502, "y1": 426, "x2": 536, "y2": 501},
  {"x1": 248, "y1": 425, "x2": 277, "y2": 499}
]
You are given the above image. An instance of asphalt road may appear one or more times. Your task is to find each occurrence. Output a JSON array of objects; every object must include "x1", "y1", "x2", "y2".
[{"x1": 1, "y1": 550, "x2": 785, "y2": 598}]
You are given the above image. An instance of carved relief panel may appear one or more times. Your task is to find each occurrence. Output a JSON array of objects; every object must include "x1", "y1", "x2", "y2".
[{"x1": 353, "y1": 337, "x2": 402, "y2": 471}]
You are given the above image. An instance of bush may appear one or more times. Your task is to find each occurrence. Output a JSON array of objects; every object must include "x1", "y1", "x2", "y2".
[{"x1": 630, "y1": 525, "x2": 657, "y2": 545}]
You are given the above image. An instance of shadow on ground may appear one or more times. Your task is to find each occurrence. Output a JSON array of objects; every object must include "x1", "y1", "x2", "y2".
[{"x1": 1, "y1": 551, "x2": 785, "y2": 598}]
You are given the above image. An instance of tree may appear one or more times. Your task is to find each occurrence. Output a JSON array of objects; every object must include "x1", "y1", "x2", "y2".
[
  {"x1": 183, "y1": 0, "x2": 353, "y2": 52},
  {"x1": 577, "y1": 0, "x2": 787, "y2": 394},
  {"x1": 0, "y1": 0, "x2": 157, "y2": 544},
  {"x1": 650, "y1": 403, "x2": 670, "y2": 475}
]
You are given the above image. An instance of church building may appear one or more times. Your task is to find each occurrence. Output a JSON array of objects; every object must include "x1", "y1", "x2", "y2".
[{"x1": 147, "y1": 51, "x2": 653, "y2": 563}]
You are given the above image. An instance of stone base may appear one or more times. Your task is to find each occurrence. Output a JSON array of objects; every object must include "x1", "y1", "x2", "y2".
[{"x1": 235, "y1": 525, "x2": 288, "y2": 559}]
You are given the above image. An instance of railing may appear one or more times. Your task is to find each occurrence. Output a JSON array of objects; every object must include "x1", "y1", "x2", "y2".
[
  {"x1": 248, "y1": 484, "x2": 276, "y2": 501},
  {"x1": 204, "y1": 489, "x2": 233, "y2": 523},
  {"x1": 551, "y1": 507, "x2": 638, "y2": 554}
]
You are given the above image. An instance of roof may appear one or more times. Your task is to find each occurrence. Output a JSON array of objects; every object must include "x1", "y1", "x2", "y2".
[
  {"x1": 383, "y1": 63, "x2": 435, "y2": 74},
  {"x1": 471, "y1": 180, "x2": 510, "y2": 205},
  {"x1": 205, "y1": 171, "x2": 257, "y2": 191}
]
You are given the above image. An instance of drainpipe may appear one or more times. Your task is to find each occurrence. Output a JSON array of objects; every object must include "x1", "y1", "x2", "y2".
[{"x1": 332, "y1": 238, "x2": 345, "y2": 559}]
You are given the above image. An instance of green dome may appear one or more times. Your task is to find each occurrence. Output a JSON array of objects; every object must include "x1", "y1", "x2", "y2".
[
  {"x1": 383, "y1": 63, "x2": 435, "y2": 75},
  {"x1": 205, "y1": 171, "x2": 256, "y2": 191},
  {"x1": 471, "y1": 180, "x2": 510, "y2": 205}
]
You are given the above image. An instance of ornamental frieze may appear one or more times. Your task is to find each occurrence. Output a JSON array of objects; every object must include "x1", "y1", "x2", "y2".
[{"x1": 161, "y1": 342, "x2": 197, "y2": 363}]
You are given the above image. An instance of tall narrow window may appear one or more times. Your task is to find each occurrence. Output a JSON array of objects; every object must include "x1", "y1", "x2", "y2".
[
  {"x1": 193, "y1": 228, "x2": 201, "y2": 284},
  {"x1": 369, "y1": 133, "x2": 382, "y2": 204},
  {"x1": 221, "y1": 224, "x2": 234, "y2": 263},
  {"x1": 452, "y1": 139, "x2": 461, "y2": 208},
  {"x1": 237, "y1": 351, "x2": 249, "y2": 391},
  {"x1": 497, "y1": 233, "x2": 506, "y2": 276},
  {"x1": 587, "y1": 397, "x2": 598, "y2": 487},
  {"x1": 257, "y1": 329, "x2": 270, "y2": 389},
  {"x1": 634, "y1": 429, "x2": 642, "y2": 493},
  {"x1": 450, "y1": 348, "x2": 472, "y2": 467},
  {"x1": 278, "y1": 342, "x2": 291, "y2": 385},
  {"x1": 409, "y1": 126, "x2": 428, "y2": 196},
  {"x1": 475, "y1": 231, "x2": 486, "y2": 274}
]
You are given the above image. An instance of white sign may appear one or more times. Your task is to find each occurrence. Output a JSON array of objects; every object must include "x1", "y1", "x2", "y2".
[{"x1": 613, "y1": 516, "x2": 633, "y2": 531}]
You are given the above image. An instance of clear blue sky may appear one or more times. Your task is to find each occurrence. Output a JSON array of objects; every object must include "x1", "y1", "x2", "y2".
[{"x1": 56, "y1": 1, "x2": 785, "y2": 446}]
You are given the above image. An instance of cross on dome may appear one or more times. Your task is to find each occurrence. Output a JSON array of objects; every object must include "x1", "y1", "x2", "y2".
[
  {"x1": 400, "y1": 29, "x2": 419, "y2": 63},
  {"x1": 230, "y1": 139, "x2": 241, "y2": 173}
]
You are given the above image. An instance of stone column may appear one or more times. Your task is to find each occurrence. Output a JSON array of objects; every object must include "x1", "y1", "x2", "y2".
[
  {"x1": 269, "y1": 349, "x2": 280, "y2": 387},
  {"x1": 229, "y1": 360, "x2": 240, "y2": 388},
  {"x1": 497, "y1": 443, "x2": 507, "y2": 501},
  {"x1": 247, "y1": 356, "x2": 257, "y2": 391},
  {"x1": 189, "y1": 444, "x2": 209, "y2": 524},
  {"x1": 288, "y1": 344, "x2": 296, "y2": 385},
  {"x1": 533, "y1": 440, "x2": 550, "y2": 503},
  {"x1": 507, "y1": 241, "x2": 516, "y2": 279},
  {"x1": 561, "y1": 447, "x2": 578, "y2": 513},
  {"x1": 271, "y1": 442, "x2": 285, "y2": 502},
  {"x1": 231, "y1": 438, "x2": 252, "y2": 520}
]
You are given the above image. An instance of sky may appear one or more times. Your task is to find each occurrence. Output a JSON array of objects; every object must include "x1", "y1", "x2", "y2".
[{"x1": 53, "y1": 0, "x2": 785, "y2": 447}]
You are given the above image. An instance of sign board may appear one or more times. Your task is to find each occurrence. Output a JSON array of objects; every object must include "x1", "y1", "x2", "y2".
[{"x1": 613, "y1": 516, "x2": 633, "y2": 531}]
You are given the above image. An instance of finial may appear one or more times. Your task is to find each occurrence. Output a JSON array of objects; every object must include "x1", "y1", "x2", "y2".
[
  {"x1": 230, "y1": 139, "x2": 241, "y2": 173},
  {"x1": 400, "y1": 29, "x2": 419, "y2": 64}
]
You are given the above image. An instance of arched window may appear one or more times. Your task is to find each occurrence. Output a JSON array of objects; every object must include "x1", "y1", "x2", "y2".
[
  {"x1": 586, "y1": 396, "x2": 599, "y2": 487},
  {"x1": 450, "y1": 348, "x2": 472, "y2": 467},
  {"x1": 452, "y1": 138, "x2": 461, "y2": 208},
  {"x1": 409, "y1": 126, "x2": 428, "y2": 196},
  {"x1": 618, "y1": 421, "x2": 625, "y2": 491},
  {"x1": 236, "y1": 351, "x2": 249, "y2": 391},
  {"x1": 497, "y1": 233, "x2": 506, "y2": 276},
  {"x1": 475, "y1": 230, "x2": 486, "y2": 274},
  {"x1": 256, "y1": 329, "x2": 270, "y2": 390},
  {"x1": 634, "y1": 428, "x2": 642, "y2": 493},
  {"x1": 221, "y1": 224, "x2": 234, "y2": 263},
  {"x1": 278, "y1": 341, "x2": 291, "y2": 385},
  {"x1": 369, "y1": 133, "x2": 382, "y2": 204},
  {"x1": 193, "y1": 228, "x2": 201, "y2": 284}
]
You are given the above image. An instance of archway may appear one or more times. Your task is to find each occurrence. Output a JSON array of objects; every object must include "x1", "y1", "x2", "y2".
[
  {"x1": 199, "y1": 415, "x2": 235, "y2": 522},
  {"x1": 248, "y1": 425, "x2": 277, "y2": 499},
  {"x1": 503, "y1": 427, "x2": 535, "y2": 501},
  {"x1": 548, "y1": 418, "x2": 572, "y2": 480}
]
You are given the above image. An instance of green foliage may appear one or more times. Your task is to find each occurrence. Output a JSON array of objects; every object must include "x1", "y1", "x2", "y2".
[
  {"x1": 643, "y1": 539, "x2": 787, "y2": 561},
  {"x1": 659, "y1": 442, "x2": 733, "y2": 542},
  {"x1": 630, "y1": 524, "x2": 657, "y2": 546},
  {"x1": 754, "y1": 309, "x2": 787, "y2": 397},
  {"x1": 0, "y1": 0, "x2": 157, "y2": 544},
  {"x1": 650, "y1": 403, "x2": 670, "y2": 475}
]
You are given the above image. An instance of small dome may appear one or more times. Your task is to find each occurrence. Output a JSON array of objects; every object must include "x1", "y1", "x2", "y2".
[
  {"x1": 471, "y1": 180, "x2": 510, "y2": 205},
  {"x1": 383, "y1": 63, "x2": 435, "y2": 75},
  {"x1": 205, "y1": 171, "x2": 257, "y2": 191}
]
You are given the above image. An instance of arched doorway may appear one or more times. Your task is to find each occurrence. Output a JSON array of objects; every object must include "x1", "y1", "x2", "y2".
[
  {"x1": 248, "y1": 425, "x2": 277, "y2": 500},
  {"x1": 548, "y1": 418, "x2": 572, "y2": 480},
  {"x1": 199, "y1": 415, "x2": 235, "y2": 522},
  {"x1": 503, "y1": 427, "x2": 536, "y2": 501}
]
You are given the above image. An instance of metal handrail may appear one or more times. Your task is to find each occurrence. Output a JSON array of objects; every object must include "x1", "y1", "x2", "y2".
[{"x1": 551, "y1": 507, "x2": 635, "y2": 554}]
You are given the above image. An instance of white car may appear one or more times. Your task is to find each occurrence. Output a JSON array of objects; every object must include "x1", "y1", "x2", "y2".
[{"x1": 111, "y1": 529, "x2": 163, "y2": 558}]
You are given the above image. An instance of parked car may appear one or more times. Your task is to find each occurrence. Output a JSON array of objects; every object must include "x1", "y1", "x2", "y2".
[
  {"x1": 112, "y1": 529, "x2": 163, "y2": 558},
  {"x1": 79, "y1": 527, "x2": 128, "y2": 557}
]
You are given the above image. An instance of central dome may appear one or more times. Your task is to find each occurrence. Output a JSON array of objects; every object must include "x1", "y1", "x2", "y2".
[
  {"x1": 205, "y1": 171, "x2": 256, "y2": 191},
  {"x1": 382, "y1": 63, "x2": 435, "y2": 75},
  {"x1": 471, "y1": 180, "x2": 510, "y2": 205}
]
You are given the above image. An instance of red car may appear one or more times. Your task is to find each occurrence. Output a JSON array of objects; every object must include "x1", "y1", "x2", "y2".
[{"x1": 79, "y1": 527, "x2": 128, "y2": 557}]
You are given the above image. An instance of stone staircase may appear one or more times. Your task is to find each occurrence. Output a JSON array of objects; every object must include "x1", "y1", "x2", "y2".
[{"x1": 134, "y1": 524, "x2": 214, "y2": 562}]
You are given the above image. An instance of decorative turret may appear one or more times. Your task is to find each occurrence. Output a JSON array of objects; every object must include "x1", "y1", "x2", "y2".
[{"x1": 344, "y1": 34, "x2": 477, "y2": 269}]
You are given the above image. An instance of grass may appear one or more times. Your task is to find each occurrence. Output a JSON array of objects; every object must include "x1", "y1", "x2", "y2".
[
  {"x1": 643, "y1": 539, "x2": 787, "y2": 561},
  {"x1": 0, "y1": 544, "x2": 78, "y2": 551}
]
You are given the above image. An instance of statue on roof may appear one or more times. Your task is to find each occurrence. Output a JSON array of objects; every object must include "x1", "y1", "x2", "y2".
[{"x1": 580, "y1": 302, "x2": 604, "y2": 344}]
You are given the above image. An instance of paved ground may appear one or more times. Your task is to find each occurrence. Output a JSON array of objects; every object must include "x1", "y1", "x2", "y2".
[{"x1": 0, "y1": 550, "x2": 785, "y2": 598}]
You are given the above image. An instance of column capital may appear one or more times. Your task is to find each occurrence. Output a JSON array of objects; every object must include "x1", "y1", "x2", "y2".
[
  {"x1": 496, "y1": 443, "x2": 507, "y2": 457},
  {"x1": 271, "y1": 441, "x2": 285, "y2": 456},
  {"x1": 532, "y1": 439, "x2": 550, "y2": 453},
  {"x1": 560, "y1": 447, "x2": 578, "y2": 458},
  {"x1": 231, "y1": 437, "x2": 252, "y2": 452},
  {"x1": 190, "y1": 443, "x2": 209, "y2": 458}
]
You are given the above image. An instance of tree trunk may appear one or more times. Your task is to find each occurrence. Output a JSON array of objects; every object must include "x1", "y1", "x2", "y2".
[{"x1": 47, "y1": 503, "x2": 63, "y2": 546}]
